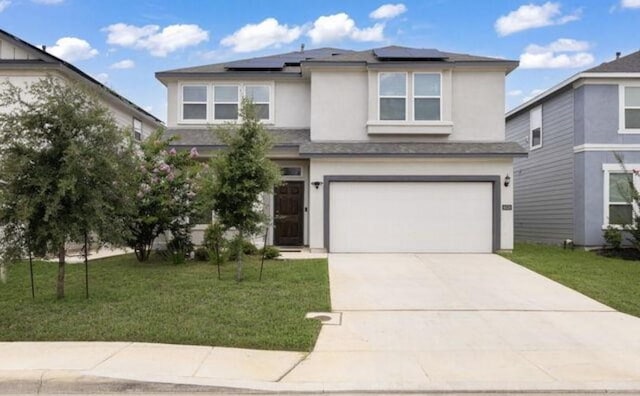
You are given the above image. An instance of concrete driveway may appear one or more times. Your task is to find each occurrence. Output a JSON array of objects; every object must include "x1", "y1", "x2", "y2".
[{"x1": 282, "y1": 254, "x2": 640, "y2": 392}]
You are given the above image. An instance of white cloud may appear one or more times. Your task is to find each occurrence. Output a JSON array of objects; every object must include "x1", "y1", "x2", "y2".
[
  {"x1": 93, "y1": 73, "x2": 109, "y2": 84},
  {"x1": 32, "y1": 0, "x2": 64, "y2": 4},
  {"x1": 0, "y1": 0, "x2": 11, "y2": 12},
  {"x1": 110, "y1": 59, "x2": 135, "y2": 69},
  {"x1": 221, "y1": 18, "x2": 302, "y2": 53},
  {"x1": 507, "y1": 89, "x2": 523, "y2": 96},
  {"x1": 144, "y1": 105, "x2": 153, "y2": 113},
  {"x1": 495, "y1": 2, "x2": 581, "y2": 36},
  {"x1": 520, "y1": 38, "x2": 595, "y2": 69},
  {"x1": 525, "y1": 38, "x2": 590, "y2": 54},
  {"x1": 47, "y1": 37, "x2": 98, "y2": 62},
  {"x1": 308, "y1": 13, "x2": 385, "y2": 44},
  {"x1": 370, "y1": 3, "x2": 407, "y2": 19},
  {"x1": 104, "y1": 23, "x2": 209, "y2": 57},
  {"x1": 622, "y1": 0, "x2": 640, "y2": 8}
]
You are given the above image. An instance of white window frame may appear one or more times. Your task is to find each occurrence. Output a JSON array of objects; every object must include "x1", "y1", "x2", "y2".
[
  {"x1": 619, "y1": 84, "x2": 640, "y2": 134},
  {"x1": 529, "y1": 105, "x2": 543, "y2": 151},
  {"x1": 602, "y1": 163, "x2": 640, "y2": 228},
  {"x1": 132, "y1": 117, "x2": 142, "y2": 141},
  {"x1": 179, "y1": 83, "x2": 209, "y2": 123},
  {"x1": 412, "y1": 72, "x2": 442, "y2": 121},
  {"x1": 213, "y1": 83, "x2": 241, "y2": 122},
  {"x1": 378, "y1": 72, "x2": 408, "y2": 121},
  {"x1": 244, "y1": 84, "x2": 274, "y2": 123}
]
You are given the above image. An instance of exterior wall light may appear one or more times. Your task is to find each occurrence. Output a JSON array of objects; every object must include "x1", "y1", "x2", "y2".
[
  {"x1": 311, "y1": 181, "x2": 323, "y2": 189},
  {"x1": 504, "y1": 175, "x2": 511, "y2": 187}
]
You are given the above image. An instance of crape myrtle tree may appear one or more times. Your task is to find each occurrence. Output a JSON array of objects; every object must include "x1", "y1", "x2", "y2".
[
  {"x1": 127, "y1": 131, "x2": 201, "y2": 262},
  {"x1": 0, "y1": 77, "x2": 137, "y2": 299},
  {"x1": 211, "y1": 98, "x2": 280, "y2": 281}
]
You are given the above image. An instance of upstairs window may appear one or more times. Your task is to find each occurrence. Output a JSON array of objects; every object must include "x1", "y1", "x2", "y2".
[
  {"x1": 379, "y1": 72, "x2": 407, "y2": 120},
  {"x1": 623, "y1": 86, "x2": 640, "y2": 130},
  {"x1": 529, "y1": 106, "x2": 542, "y2": 150},
  {"x1": 413, "y1": 73, "x2": 441, "y2": 121},
  {"x1": 182, "y1": 85, "x2": 207, "y2": 121},
  {"x1": 133, "y1": 118, "x2": 142, "y2": 141},
  {"x1": 214, "y1": 85, "x2": 240, "y2": 120},
  {"x1": 245, "y1": 85, "x2": 271, "y2": 120}
]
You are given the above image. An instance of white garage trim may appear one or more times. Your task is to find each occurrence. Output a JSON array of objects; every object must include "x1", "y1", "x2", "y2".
[{"x1": 323, "y1": 175, "x2": 502, "y2": 252}]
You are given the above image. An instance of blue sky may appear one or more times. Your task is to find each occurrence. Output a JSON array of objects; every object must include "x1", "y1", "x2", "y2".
[{"x1": 1, "y1": 0, "x2": 639, "y2": 122}]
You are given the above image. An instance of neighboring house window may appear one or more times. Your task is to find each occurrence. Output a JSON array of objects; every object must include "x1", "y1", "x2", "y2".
[
  {"x1": 133, "y1": 118, "x2": 142, "y2": 141},
  {"x1": 413, "y1": 73, "x2": 441, "y2": 121},
  {"x1": 623, "y1": 86, "x2": 640, "y2": 130},
  {"x1": 245, "y1": 85, "x2": 271, "y2": 120},
  {"x1": 605, "y1": 171, "x2": 634, "y2": 226},
  {"x1": 379, "y1": 72, "x2": 407, "y2": 120},
  {"x1": 529, "y1": 106, "x2": 542, "y2": 150},
  {"x1": 214, "y1": 85, "x2": 240, "y2": 120},
  {"x1": 182, "y1": 85, "x2": 207, "y2": 121}
]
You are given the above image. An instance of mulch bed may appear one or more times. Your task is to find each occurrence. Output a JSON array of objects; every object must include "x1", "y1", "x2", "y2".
[{"x1": 595, "y1": 248, "x2": 640, "y2": 261}]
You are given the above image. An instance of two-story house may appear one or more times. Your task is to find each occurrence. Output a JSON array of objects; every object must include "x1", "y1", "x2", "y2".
[
  {"x1": 0, "y1": 29, "x2": 162, "y2": 139},
  {"x1": 156, "y1": 46, "x2": 525, "y2": 253},
  {"x1": 506, "y1": 50, "x2": 640, "y2": 247}
]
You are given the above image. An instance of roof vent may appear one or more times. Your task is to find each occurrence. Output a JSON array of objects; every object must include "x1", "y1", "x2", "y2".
[
  {"x1": 616, "y1": 51, "x2": 621, "y2": 59},
  {"x1": 300, "y1": 43, "x2": 305, "y2": 53},
  {"x1": 41, "y1": 45, "x2": 46, "y2": 51}
]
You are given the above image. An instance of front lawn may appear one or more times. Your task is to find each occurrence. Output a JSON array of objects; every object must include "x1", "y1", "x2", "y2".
[
  {"x1": 501, "y1": 243, "x2": 640, "y2": 317},
  {"x1": 0, "y1": 255, "x2": 330, "y2": 351}
]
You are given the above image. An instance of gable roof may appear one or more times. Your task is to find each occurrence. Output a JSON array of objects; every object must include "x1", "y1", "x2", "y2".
[
  {"x1": 156, "y1": 45, "x2": 518, "y2": 80},
  {"x1": 585, "y1": 50, "x2": 640, "y2": 73},
  {"x1": 507, "y1": 50, "x2": 640, "y2": 120},
  {"x1": 0, "y1": 28, "x2": 163, "y2": 125}
]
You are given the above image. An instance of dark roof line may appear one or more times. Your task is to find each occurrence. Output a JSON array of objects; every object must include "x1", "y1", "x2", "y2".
[{"x1": 0, "y1": 28, "x2": 163, "y2": 125}]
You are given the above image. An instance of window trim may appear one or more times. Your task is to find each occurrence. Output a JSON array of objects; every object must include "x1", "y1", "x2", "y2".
[
  {"x1": 529, "y1": 105, "x2": 543, "y2": 151},
  {"x1": 213, "y1": 83, "x2": 241, "y2": 122},
  {"x1": 179, "y1": 83, "x2": 209, "y2": 124},
  {"x1": 412, "y1": 72, "x2": 442, "y2": 121},
  {"x1": 132, "y1": 117, "x2": 142, "y2": 141},
  {"x1": 619, "y1": 84, "x2": 640, "y2": 134},
  {"x1": 178, "y1": 82, "x2": 274, "y2": 125},
  {"x1": 378, "y1": 72, "x2": 408, "y2": 121},
  {"x1": 280, "y1": 166, "x2": 303, "y2": 178},
  {"x1": 602, "y1": 163, "x2": 640, "y2": 228}
]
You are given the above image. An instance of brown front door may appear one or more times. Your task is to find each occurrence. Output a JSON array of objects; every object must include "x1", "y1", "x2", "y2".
[{"x1": 274, "y1": 181, "x2": 304, "y2": 246}]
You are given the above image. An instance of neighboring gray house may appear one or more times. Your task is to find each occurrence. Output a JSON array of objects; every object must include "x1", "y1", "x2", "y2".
[
  {"x1": 157, "y1": 46, "x2": 526, "y2": 253},
  {"x1": 506, "y1": 50, "x2": 640, "y2": 247}
]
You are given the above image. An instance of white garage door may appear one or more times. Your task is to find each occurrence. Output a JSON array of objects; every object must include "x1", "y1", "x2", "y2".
[{"x1": 329, "y1": 182, "x2": 493, "y2": 253}]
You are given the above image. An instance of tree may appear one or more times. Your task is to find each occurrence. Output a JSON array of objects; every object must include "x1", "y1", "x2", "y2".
[
  {"x1": 127, "y1": 131, "x2": 200, "y2": 262},
  {"x1": 210, "y1": 99, "x2": 280, "y2": 281},
  {"x1": 0, "y1": 77, "x2": 136, "y2": 299}
]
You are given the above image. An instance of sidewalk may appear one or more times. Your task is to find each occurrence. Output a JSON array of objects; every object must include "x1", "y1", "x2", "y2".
[{"x1": 3, "y1": 341, "x2": 640, "y2": 394}]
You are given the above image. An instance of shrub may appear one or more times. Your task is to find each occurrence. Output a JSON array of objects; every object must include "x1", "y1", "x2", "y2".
[
  {"x1": 243, "y1": 240, "x2": 259, "y2": 255},
  {"x1": 194, "y1": 247, "x2": 209, "y2": 261},
  {"x1": 204, "y1": 222, "x2": 226, "y2": 265},
  {"x1": 260, "y1": 246, "x2": 280, "y2": 260},
  {"x1": 604, "y1": 226, "x2": 623, "y2": 250},
  {"x1": 228, "y1": 237, "x2": 259, "y2": 261},
  {"x1": 167, "y1": 234, "x2": 194, "y2": 265}
]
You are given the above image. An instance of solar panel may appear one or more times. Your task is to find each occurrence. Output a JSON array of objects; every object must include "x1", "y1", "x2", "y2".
[
  {"x1": 373, "y1": 47, "x2": 448, "y2": 60},
  {"x1": 224, "y1": 48, "x2": 353, "y2": 70}
]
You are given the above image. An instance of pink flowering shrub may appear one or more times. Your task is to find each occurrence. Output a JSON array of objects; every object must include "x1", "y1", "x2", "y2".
[{"x1": 127, "y1": 130, "x2": 201, "y2": 262}]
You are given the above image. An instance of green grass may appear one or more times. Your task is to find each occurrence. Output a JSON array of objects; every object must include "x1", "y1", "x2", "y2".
[
  {"x1": 0, "y1": 254, "x2": 330, "y2": 351},
  {"x1": 501, "y1": 243, "x2": 640, "y2": 317}
]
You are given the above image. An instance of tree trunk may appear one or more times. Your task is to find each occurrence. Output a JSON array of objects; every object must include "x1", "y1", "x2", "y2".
[
  {"x1": 236, "y1": 232, "x2": 243, "y2": 282},
  {"x1": 56, "y1": 244, "x2": 66, "y2": 299}
]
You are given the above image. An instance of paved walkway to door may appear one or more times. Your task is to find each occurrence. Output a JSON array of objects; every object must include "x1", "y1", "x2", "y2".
[{"x1": 281, "y1": 254, "x2": 640, "y2": 392}]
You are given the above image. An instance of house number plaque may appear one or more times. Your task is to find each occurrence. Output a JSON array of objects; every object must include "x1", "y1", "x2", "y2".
[{"x1": 502, "y1": 204, "x2": 513, "y2": 211}]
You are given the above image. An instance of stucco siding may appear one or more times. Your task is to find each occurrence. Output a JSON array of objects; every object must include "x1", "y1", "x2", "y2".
[
  {"x1": 310, "y1": 70, "x2": 368, "y2": 141},
  {"x1": 506, "y1": 88, "x2": 574, "y2": 244},
  {"x1": 452, "y1": 71, "x2": 505, "y2": 141}
]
